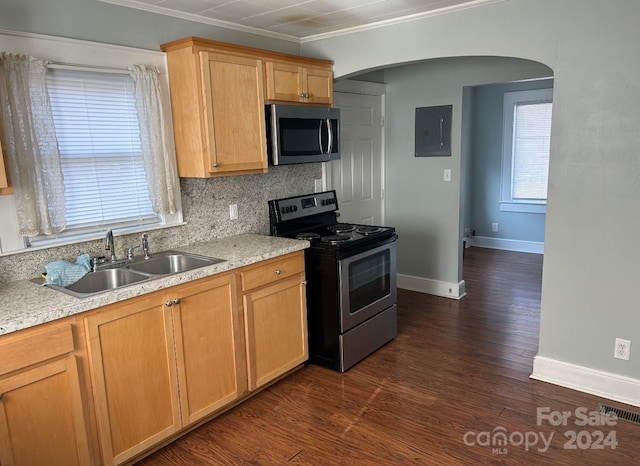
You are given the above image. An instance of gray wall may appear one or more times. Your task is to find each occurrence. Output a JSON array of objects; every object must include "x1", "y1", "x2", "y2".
[
  {"x1": 468, "y1": 79, "x2": 553, "y2": 242},
  {"x1": 0, "y1": 0, "x2": 300, "y2": 54},
  {"x1": 383, "y1": 57, "x2": 551, "y2": 284},
  {"x1": 302, "y1": 0, "x2": 640, "y2": 379}
]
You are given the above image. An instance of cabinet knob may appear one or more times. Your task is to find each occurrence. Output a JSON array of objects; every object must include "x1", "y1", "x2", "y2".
[
  {"x1": 165, "y1": 300, "x2": 173, "y2": 307},
  {"x1": 302, "y1": 280, "x2": 307, "y2": 285},
  {"x1": 275, "y1": 269, "x2": 282, "y2": 275},
  {"x1": 212, "y1": 162, "x2": 219, "y2": 168},
  {"x1": 173, "y1": 298, "x2": 181, "y2": 305},
  {"x1": 299, "y1": 93, "x2": 305, "y2": 98}
]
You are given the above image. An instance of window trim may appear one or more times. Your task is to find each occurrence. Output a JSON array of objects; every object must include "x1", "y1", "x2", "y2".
[{"x1": 500, "y1": 88, "x2": 553, "y2": 215}]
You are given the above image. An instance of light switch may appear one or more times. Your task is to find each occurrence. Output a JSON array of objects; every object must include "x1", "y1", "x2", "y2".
[{"x1": 444, "y1": 169, "x2": 452, "y2": 182}]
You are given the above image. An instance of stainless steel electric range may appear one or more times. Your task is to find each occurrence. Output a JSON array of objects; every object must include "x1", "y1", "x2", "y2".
[{"x1": 268, "y1": 190, "x2": 397, "y2": 372}]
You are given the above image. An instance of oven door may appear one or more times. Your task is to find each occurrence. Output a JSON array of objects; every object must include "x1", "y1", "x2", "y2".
[{"x1": 338, "y1": 239, "x2": 397, "y2": 332}]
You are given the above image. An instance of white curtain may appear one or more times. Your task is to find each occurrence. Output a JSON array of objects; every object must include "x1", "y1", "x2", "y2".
[
  {"x1": 129, "y1": 65, "x2": 178, "y2": 215},
  {"x1": 0, "y1": 53, "x2": 66, "y2": 235}
]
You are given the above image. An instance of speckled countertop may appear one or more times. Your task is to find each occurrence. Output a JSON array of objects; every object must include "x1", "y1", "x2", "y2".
[{"x1": 0, "y1": 234, "x2": 308, "y2": 336}]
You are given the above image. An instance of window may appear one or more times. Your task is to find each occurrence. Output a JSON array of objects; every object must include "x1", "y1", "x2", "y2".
[
  {"x1": 26, "y1": 67, "x2": 171, "y2": 247},
  {"x1": 49, "y1": 68, "x2": 157, "y2": 230},
  {"x1": 500, "y1": 88, "x2": 553, "y2": 214}
]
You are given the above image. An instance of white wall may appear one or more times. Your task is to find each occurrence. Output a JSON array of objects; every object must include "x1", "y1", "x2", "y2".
[{"x1": 303, "y1": 0, "x2": 640, "y2": 388}]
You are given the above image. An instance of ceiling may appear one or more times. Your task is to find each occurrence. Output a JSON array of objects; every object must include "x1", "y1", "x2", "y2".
[{"x1": 100, "y1": 0, "x2": 501, "y2": 42}]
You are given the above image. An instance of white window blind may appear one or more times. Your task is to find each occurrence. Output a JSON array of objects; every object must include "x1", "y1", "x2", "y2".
[
  {"x1": 500, "y1": 87, "x2": 553, "y2": 214},
  {"x1": 46, "y1": 68, "x2": 157, "y2": 232},
  {"x1": 512, "y1": 101, "x2": 552, "y2": 201}
]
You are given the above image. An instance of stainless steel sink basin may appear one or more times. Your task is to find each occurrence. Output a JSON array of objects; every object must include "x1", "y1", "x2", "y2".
[
  {"x1": 127, "y1": 252, "x2": 224, "y2": 276},
  {"x1": 44, "y1": 268, "x2": 150, "y2": 298},
  {"x1": 68, "y1": 268, "x2": 149, "y2": 294},
  {"x1": 41, "y1": 251, "x2": 225, "y2": 298}
]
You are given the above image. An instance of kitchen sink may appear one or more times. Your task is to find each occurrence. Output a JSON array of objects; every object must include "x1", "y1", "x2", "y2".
[
  {"x1": 41, "y1": 251, "x2": 225, "y2": 298},
  {"x1": 67, "y1": 268, "x2": 149, "y2": 295},
  {"x1": 42, "y1": 268, "x2": 151, "y2": 298},
  {"x1": 127, "y1": 252, "x2": 224, "y2": 276}
]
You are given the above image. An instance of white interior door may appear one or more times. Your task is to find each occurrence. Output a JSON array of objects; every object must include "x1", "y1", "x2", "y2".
[{"x1": 329, "y1": 92, "x2": 384, "y2": 225}]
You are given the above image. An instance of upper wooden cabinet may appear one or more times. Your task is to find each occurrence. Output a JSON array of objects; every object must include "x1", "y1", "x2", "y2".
[
  {"x1": 0, "y1": 127, "x2": 12, "y2": 195},
  {"x1": 265, "y1": 61, "x2": 333, "y2": 105},
  {"x1": 161, "y1": 37, "x2": 334, "y2": 178},
  {"x1": 162, "y1": 41, "x2": 268, "y2": 178}
]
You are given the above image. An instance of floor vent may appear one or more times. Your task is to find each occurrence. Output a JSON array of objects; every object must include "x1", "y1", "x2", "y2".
[{"x1": 598, "y1": 403, "x2": 640, "y2": 425}]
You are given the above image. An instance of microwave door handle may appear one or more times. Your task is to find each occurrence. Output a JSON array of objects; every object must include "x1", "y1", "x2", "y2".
[
  {"x1": 318, "y1": 120, "x2": 324, "y2": 154},
  {"x1": 326, "y1": 118, "x2": 333, "y2": 154}
]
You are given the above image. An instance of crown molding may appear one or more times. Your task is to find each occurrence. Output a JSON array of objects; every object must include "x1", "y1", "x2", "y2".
[
  {"x1": 0, "y1": 28, "x2": 165, "y2": 55},
  {"x1": 97, "y1": 0, "x2": 300, "y2": 43},
  {"x1": 99, "y1": 0, "x2": 506, "y2": 45},
  {"x1": 301, "y1": 0, "x2": 507, "y2": 43}
]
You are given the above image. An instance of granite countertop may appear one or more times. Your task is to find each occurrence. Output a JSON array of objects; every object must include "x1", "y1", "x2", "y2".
[{"x1": 0, "y1": 234, "x2": 308, "y2": 336}]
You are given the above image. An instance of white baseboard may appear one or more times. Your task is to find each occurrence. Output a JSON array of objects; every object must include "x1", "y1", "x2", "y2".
[
  {"x1": 398, "y1": 274, "x2": 466, "y2": 300},
  {"x1": 531, "y1": 356, "x2": 640, "y2": 407},
  {"x1": 470, "y1": 236, "x2": 544, "y2": 254}
]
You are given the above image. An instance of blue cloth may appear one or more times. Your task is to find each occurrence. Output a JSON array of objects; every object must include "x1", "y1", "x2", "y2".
[{"x1": 43, "y1": 253, "x2": 91, "y2": 287}]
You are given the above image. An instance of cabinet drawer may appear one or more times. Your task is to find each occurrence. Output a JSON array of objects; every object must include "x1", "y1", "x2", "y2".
[
  {"x1": 241, "y1": 252, "x2": 304, "y2": 291},
  {"x1": 0, "y1": 323, "x2": 75, "y2": 376}
]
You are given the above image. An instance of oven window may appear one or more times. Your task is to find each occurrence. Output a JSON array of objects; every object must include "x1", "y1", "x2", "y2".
[{"x1": 348, "y1": 250, "x2": 391, "y2": 314}]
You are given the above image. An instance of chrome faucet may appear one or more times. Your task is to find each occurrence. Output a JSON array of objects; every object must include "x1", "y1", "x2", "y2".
[
  {"x1": 105, "y1": 229, "x2": 117, "y2": 262},
  {"x1": 141, "y1": 233, "x2": 151, "y2": 260}
]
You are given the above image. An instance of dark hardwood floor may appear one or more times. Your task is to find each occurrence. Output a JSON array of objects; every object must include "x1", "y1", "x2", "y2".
[{"x1": 138, "y1": 247, "x2": 640, "y2": 465}]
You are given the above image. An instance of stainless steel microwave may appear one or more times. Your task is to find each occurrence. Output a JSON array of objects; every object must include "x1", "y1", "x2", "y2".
[{"x1": 266, "y1": 104, "x2": 340, "y2": 165}]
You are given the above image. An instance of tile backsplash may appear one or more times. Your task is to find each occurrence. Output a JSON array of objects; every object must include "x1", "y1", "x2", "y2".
[{"x1": 0, "y1": 163, "x2": 320, "y2": 285}]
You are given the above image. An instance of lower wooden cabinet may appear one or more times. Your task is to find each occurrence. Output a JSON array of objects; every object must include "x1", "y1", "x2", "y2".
[
  {"x1": 172, "y1": 273, "x2": 246, "y2": 425},
  {"x1": 241, "y1": 252, "x2": 308, "y2": 390},
  {"x1": 0, "y1": 253, "x2": 308, "y2": 465},
  {"x1": 85, "y1": 272, "x2": 244, "y2": 465},
  {"x1": 0, "y1": 323, "x2": 91, "y2": 466}
]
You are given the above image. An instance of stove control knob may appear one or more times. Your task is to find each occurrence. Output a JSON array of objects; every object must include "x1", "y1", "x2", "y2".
[{"x1": 293, "y1": 206, "x2": 298, "y2": 212}]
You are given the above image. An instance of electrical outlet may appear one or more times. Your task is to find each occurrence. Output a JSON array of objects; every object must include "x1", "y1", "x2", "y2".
[
  {"x1": 614, "y1": 338, "x2": 631, "y2": 360},
  {"x1": 314, "y1": 178, "x2": 323, "y2": 193},
  {"x1": 229, "y1": 204, "x2": 238, "y2": 220},
  {"x1": 492, "y1": 222, "x2": 499, "y2": 232}
]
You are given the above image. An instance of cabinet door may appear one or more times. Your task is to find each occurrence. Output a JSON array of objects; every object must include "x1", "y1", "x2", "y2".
[
  {"x1": 172, "y1": 273, "x2": 246, "y2": 425},
  {"x1": 85, "y1": 294, "x2": 181, "y2": 465},
  {"x1": 0, "y1": 357, "x2": 91, "y2": 466},
  {"x1": 200, "y1": 51, "x2": 268, "y2": 174},
  {"x1": 305, "y1": 67, "x2": 333, "y2": 105},
  {"x1": 0, "y1": 126, "x2": 12, "y2": 195},
  {"x1": 265, "y1": 61, "x2": 304, "y2": 102},
  {"x1": 244, "y1": 274, "x2": 308, "y2": 390}
]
